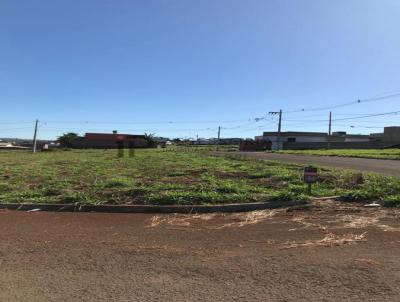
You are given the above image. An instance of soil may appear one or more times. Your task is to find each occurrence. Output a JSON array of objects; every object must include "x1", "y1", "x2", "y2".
[{"x1": 0, "y1": 201, "x2": 399, "y2": 301}]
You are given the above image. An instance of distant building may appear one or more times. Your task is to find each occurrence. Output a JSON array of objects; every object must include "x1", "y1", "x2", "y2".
[
  {"x1": 260, "y1": 131, "x2": 327, "y2": 142},
  {"x1": 70, "y1": 132, "x2": 149, "y2": 149},
  {"x1": 188, "y1": 138, "x2": 242, "y2": 145},
  {"x1": 328, "y1": 132, "x2": 370, "y2": 142},
  {"x1": 257, "y1": 131, "x2": 328, "y2": 150},
  {"x1": 0, "y1": 140, "x2": 13, "y2": 147},
  {"x1": 370, "y1": 132, "x2": 384, "y2": 141},
  {"x1": 381, "y1": 127, "x2": 400, "y2": 142},
  {"x1": 356, "y1": 127, "x2": 400, "y2": 143},
  {"x1": 0, "y1": 139, "x2": 31, "y2": 150},
  {"x1": 218, "y1": 138, "x2": 243, "y2": 145},
  {"x1": 255, "y1": 129, "x2": 388, "y2": 150}
]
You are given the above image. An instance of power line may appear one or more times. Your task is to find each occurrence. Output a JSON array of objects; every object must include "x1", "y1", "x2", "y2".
[
  {"x1": 41, "y1": 119, "x2": 252, "y2": 125},
  {"x1": 38, "y1": 126, "x2": 218, "y2": 133},
  {"x1": 276, "y1": 109, "x2": 400, "y2": 124},
  {"x1": 0, "y1": 122, "x2": 35, "y2": 125},
  {"x1": 0, "y1": 127, "x2": 34, "y2": 131},
  {"x1": 333, "y1": 110, "x2": 400, "y2": 121},
  {"x1": 349, "y1": 126, "x2": 384, "y2": 129},
  {"x1": 283, "y1": 91, "x2": 400, "y2": 113},
  {"x1": 3, "y1": 90, "x2": 400, "y2": 139}
]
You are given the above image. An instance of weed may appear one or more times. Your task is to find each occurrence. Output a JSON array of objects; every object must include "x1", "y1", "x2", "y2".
[
  {"x1": 0, "y1": 182, "x2": 13, "y2": 193},
  {"x1": 102, "y1": 178, "x2": 133, "y2": 188},
  {"x1": 0, "y1": 149, "x2": 399, "y2": 206},
  {"x1": 382, "y1": 195, "x2": 400, "y2": 207}
]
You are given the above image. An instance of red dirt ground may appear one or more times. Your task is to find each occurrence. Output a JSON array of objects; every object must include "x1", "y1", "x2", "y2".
[{"x1": 0, "y1": 201, "x2": 399, "y2": 301}]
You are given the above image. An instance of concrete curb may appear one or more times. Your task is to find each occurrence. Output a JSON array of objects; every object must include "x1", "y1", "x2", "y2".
[{"x1": 0, "y1": 200, "x2": 308, "y2": 214}]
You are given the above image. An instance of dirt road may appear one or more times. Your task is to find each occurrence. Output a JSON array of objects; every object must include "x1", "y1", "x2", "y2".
[
  {"x1": 230, "y1": 152, "x2": 400, "y2": 176},
  {"x1": 0, "y1": 202, "x2": 399, "y2": 301}
]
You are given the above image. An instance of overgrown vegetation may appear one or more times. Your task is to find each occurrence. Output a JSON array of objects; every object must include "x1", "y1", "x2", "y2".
[
  {"x1": 58, "y1": 132, "x2": 79, "y2": 148},
  {"x1": 0, "y1": 149, "x2": 399, "y2": 206},
  {"x1": 276, "y1": 149, "x2": 400, "y2": 160},
  {"x1": 144, "y1": 133, "x2": 157, "y2": 148}
]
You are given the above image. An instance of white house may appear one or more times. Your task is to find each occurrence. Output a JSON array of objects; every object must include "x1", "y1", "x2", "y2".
[
  {"x1": 256, "y1": 131, "x2": 328, "y2": 150},
  {"x1": 256, "y1": 131, "x2": 371, "y2": 150}
]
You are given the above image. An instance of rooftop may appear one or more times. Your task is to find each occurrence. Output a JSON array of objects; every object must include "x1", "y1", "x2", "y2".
[{"x1": 85, "y1": 133, "x2": 146, "y2": 141}]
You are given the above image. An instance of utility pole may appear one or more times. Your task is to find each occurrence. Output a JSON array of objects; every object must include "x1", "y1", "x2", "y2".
[
  {"x1": 328, "y1": 111, "x2": 332, "y2": 149},
  {"x1": 278, "y1": 109, "x2": 282, "y2": 150},
  {"x1": 269, "y1": 110, "x2": 282, "y2": 151},
  {"x1": 32, "y1": 119, "x2": 39, "y2": 153},
  {"x1": 217, "y1": 126, "x2": 221, "y2": 150},
  {"x1": 328, "y1": 111, "x2": 332, "y2": 136}
]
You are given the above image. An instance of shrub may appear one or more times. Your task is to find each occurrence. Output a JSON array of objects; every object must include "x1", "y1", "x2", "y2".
[
  {"x1": 58, "y1": 133, "x2": 79, "y2": 148},
  {"x1": 144, "y1": 191, "x2": 255, "y2": 205},
  {"x1": 382, "y1": 195, "x2": 400, "y2": 207},
  {"x1": 42, "y1": 187, "x2": 62, "y2": 196},
  {"x1": 102, "y1": 178, "x2": 132, "y2": 188},
  {"x1": 339, "y1": 190, "x2": 379, "y2": 203},
  {"x1": 267, "y1": 191, "x2": 309, "y2": 203},
  {"x1": 0, "y1": 182, "x2": 12, "y2": 193},
  {"x1": 61, "y1": 192, "x2": 91, "y2": 203}
]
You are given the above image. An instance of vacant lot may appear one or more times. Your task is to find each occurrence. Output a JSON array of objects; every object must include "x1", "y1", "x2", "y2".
[
  {"x1": 0, "y1": 202, "x2": 399, "y2": 302},
  {"x1": 1, "y1": 149, "x2": 400, "y2": 206},
  {"x1": 277, "y1": 148, "x2": 400, "y2": 160}
]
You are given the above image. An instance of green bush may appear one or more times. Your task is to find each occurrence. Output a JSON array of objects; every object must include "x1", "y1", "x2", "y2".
[
  {"x1": 61, "y1": 192, "x2": 92, "y2": 203},
  {"x1": 0, "y1": 182, "x2": 13, "y2": 193},
  {"x1": 339, "y1": 190, "x2": 377, "y2": 202},
  {"x1": 42, "y1": 187, "x2": 62, "y2": 196},
  {"x1": 267, "y1": 191, "x2": 309, "y2": 203},
  {"x1": 144, "y1": 191, "x2": 254, "y2": 205},
  {"x1": 102, "y1": 178, "x2": 133, "y2": 188},
  {"x1": 382, "y1": 195, "x2": 400, "y2": 207}
]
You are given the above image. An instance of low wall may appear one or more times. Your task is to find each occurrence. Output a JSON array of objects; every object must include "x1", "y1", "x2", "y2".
[
  {"x1": 239, "y1": 140, "x2": 272, "y2": 151},
  {"x1": 283, "y1": 141, "x2": 400, "y2": 150}
]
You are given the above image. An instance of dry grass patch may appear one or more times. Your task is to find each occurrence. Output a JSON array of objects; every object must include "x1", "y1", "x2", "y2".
[
  {"x1": 147, "y1": 210, "x2": 282, "y2": 229},
  {"x1": 281, "y1": 232, "x2": 367, "y2": 249},
  {"x1": 212, "y1": 210, "x2": 282, "y2": 229},
  {"x1": 148, "y1": 213, "x2": 218, "y2": 228}
]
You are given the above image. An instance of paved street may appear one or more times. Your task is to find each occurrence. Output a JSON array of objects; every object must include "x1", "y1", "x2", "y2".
[
  {"x1": 0, "y1": 203, "x2": 399, "y2": 302},
  {"x1": 230, "y1": 152, "x2": 400, "y2": 176}
]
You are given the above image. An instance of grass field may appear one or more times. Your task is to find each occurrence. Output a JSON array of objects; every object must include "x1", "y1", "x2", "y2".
[
  {"x1": 0, "y1": 149, "x2": 400, "y2": 206},
  {"x1": 277, "y1": 149, "x2": 400, "y2": 160}
]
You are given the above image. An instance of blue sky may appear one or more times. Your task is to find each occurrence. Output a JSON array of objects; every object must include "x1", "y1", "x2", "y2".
[{"x1": 1, "y1": 0, "x2": 400, "y2": 139}]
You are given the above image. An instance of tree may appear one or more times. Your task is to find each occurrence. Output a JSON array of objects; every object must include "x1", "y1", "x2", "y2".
[
  {"x1": 144, "y1": 133, "x2": 157, "y2": 148},
  {"x1": 58, "y1": 133, "x2": 79, "y2": 148}
]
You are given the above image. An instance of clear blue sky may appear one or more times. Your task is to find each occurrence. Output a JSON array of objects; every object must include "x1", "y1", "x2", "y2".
[{"x1": 1, "y1": 0, "x2": 400, "y2": 139}]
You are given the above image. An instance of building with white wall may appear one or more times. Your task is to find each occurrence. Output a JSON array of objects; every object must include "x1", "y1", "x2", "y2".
[
  {"x1": 256, "y1": 131, "x2": 328, "y2": 150},
  {"x1": 256, "y1": 131, "x2": 371, "y2": 150}
]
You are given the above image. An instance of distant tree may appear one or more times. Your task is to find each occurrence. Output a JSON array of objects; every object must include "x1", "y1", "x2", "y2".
[
  {"x1": 144, "y1": 133, "x2": 157, "y2": 148},
  {"x1": 58, "y1": 133, "x2": 79, "y2": 148}
]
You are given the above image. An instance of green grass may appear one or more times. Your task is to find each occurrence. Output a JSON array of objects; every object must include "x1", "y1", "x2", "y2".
[
  {"x1": 0, "y1": 149, "x2": 399, "y2": 206},
  {"x1": 276, "y1": 149, "x2": 400, "y2": 160}
]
